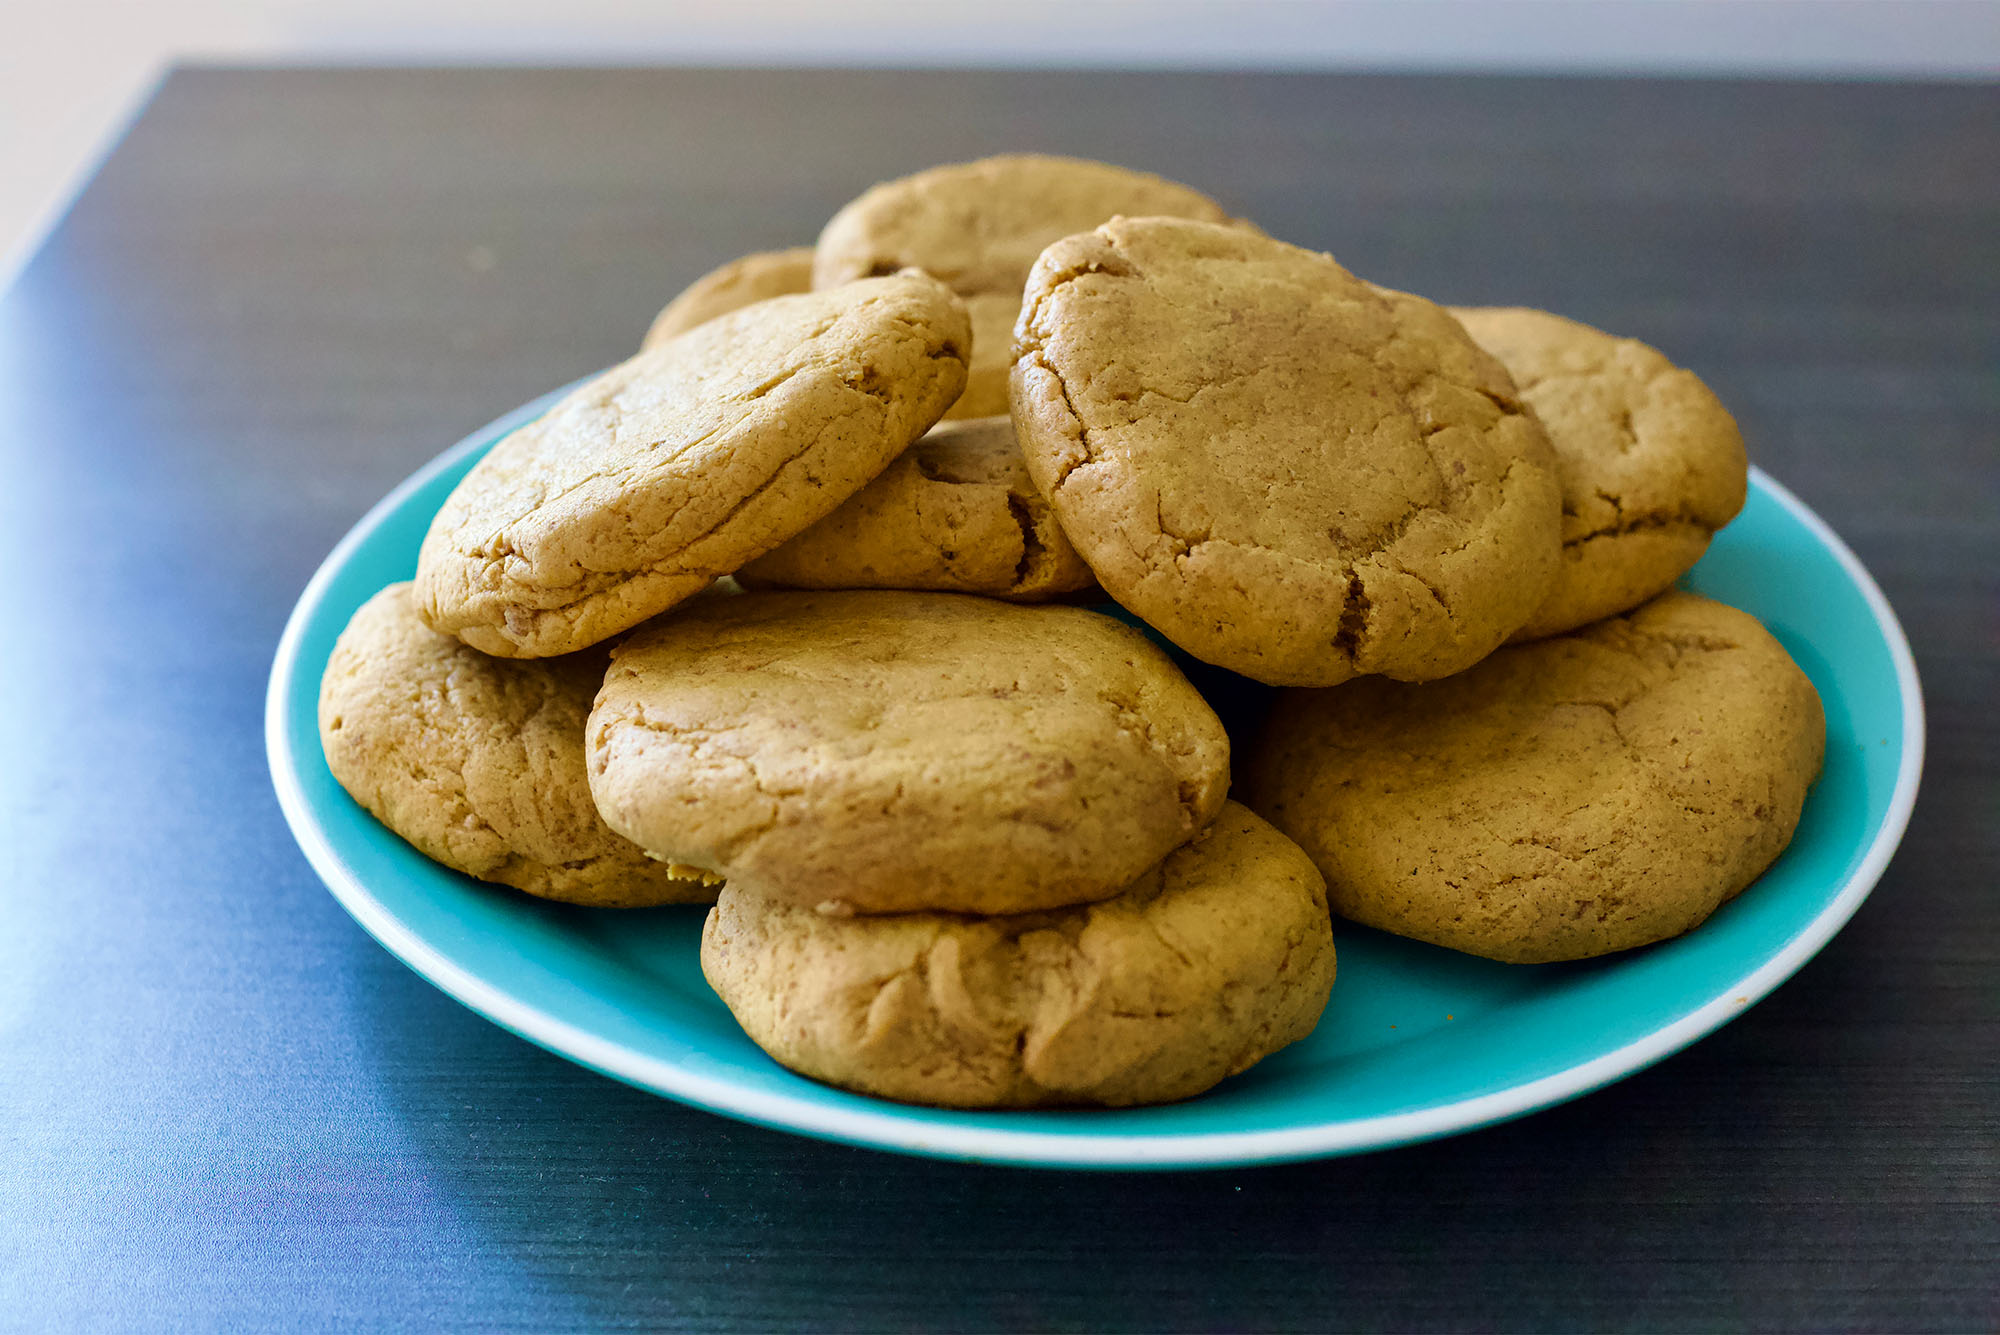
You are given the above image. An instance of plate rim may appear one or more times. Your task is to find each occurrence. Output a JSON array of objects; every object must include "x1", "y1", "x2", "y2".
[{"x1": 266, "y1": 403, "x2": 1926, "y2": 1170}]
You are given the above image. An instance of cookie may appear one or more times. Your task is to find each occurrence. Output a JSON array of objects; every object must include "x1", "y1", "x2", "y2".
[
  {"x1": 1450, "y1": 306, "x2": 1748, "y2": 640},
  {"x1": 641, "y1": 246, "x2": 814, "y2": 349},
  {"x1": 317, "y1": 583, "x2": 716, "y2": 907},
  {"x1": 736, "y1": 415, "x2": 1095, "y2": 601},
  {"x1": 701, "y1": 801, "x2": 1335, "y2": 1108},
  {"x1": 1243, "y1": 592, "x2": 1824, "y2": 963},
  {"x1": 814, "y1": 154, "x2": 1237, "y2": 421},
  {"x1": 414, "y1": 272, "x2": 969, "y2": 657},
  {"x1": 587, "y1": 590, "x2": 1230, "y2": 915},
  {"x1": 1012, "y1": 217, "x2": 1564, "y2": 687}
]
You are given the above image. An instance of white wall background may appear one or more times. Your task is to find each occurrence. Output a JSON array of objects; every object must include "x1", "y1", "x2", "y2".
[{"x1": 4, "y1": 0, "x2": 1997, "y2": 286}]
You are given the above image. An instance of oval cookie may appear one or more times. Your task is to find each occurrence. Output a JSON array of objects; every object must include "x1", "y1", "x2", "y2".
[
  {"x1": 414, "y1": 272, "x2": 969, "y2": 658},
  {"x1": 317, "y1": 583, "x2": 716, "y2": 907},
  {"x1": 586, "y1": 590, "x2": 1230, "y2": 915},
  {"x1": 814, "y1": 154, "x2": 1237, "y2": 421},
  {"x1": 1012, "y1": 217, "x2": 1563, "y2": 687},
  {"x1": 737, "y1": 415, "x2": 1095, "y2": 601},
  {"x1": 701, "y1": 802, "x2": 1335, "y2": 1108},
  {"x1": 1242, "y1": 592, "x2": 1825, "y2": 963},
  {"x1": 1450, "y1": 306, "x2": 1748, "y2": 641}
]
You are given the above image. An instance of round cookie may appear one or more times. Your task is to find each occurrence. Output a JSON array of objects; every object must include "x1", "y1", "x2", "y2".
[
  {"x1": 641, "y1": 246, "x2": 813, "y2": 349},
  {"x1": 1450, "y1": 306, "x2": 1748, "y2": 641},
  {"x1": 317, "y1": 583, "x2": 717, "y2": 907},
  {"x1": 1242, "y1": 592, "x2": 1825, "y2": 964},
  {"x1": 736, "y1": 415, "x2": 1095, "y2": 601},
  {"x1": 1012, "y1": 216, "x2": 1564, "y2": 687},
  {"x1": 701, "y1": 801, "x2": 1335, "y2": 1108},
  {"x1": 587, "y1": 590, "x2": 1231, "y2": 916},
  {"x1": 414, "y1": 271, "x2": 969, "y2": 658},
  {"x1": 814, "y1": 155, "x2": 1237, "y2": 421}
]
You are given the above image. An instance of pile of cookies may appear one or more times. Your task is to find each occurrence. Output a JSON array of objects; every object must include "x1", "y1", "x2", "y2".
[{"x1": 319, "y1": 154, "x2": 1825, "y2": 1110}]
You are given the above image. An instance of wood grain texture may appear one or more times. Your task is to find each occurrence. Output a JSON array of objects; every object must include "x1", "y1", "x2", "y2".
[{"x1": 0, "y1": 67, "x2": 1992, "y2": 1331}]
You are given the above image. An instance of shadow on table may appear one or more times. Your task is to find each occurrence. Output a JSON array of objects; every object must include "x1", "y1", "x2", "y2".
[{"x1": 345, "y1": 899, "x2": 1926, "y2": 1332}]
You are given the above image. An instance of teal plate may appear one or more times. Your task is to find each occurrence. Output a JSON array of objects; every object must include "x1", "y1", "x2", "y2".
[{"x1": 267, "y1": 387, "x2": 1924, "y2": 1169}]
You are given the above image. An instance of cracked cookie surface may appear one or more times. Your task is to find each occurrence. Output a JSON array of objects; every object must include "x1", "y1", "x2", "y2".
[
  {"x1": 415, "y1": 272, "x2": 969, "y2": 658},
  {"x1": 813, "y1": 155, "x2": 1235, "y2": 421},
  {"x1": 1011, "y1": 217, "x2": 1564, "y2": 687},
  {"x1": 587, "y1": 589, "x2": 1230, "y2": 915},
  {"x1": 318, "y1": 583, "x2": 718, "y2": 907},
  {"x1": 701, "y1": 801, "x2": 1334, "y2": 1108},
  {"x1": 641, "y1": 246, "x2": 814, "y2": 349},
  {"x1": 1451, "y1": 306, "x2": 1748, "y2": 641},
  {"x1": 737, "y1": 415, "x2": 1095, "y2": 601},
  {"x1": 1242, "y1": 592, "x2": 1824, "y2": 963}
]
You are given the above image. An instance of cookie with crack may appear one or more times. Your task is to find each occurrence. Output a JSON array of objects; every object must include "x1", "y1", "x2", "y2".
[
  {"x1": 318, "y1": 583, "x2": 717, "y2": 907},
  {"x1": 587, "y1": 590, "x2": 1230, "y2": 915},
  {"x1": 736, "y1": 415, "x2": 1095, "y2": 601},
  {"x1": 702, "y1": 801, "x2": 1334, "y2": 1108},
  {"x1": 814, "y1": 154, "x2": 1237, "y2": 420},
  {"x1": 1243, "y1": 592, "x2": 1824, "y2": 963},
  {"x1": 415, "y1": 271, "x2": 969, "y2": 657},
  {"x1": 641, "y1": 246, "x2": 813, "y2": 349},
  {"x1": 1012, "y1": 217, "x2": 1564, "y2": 687},
  {"x1": 1450, "y1": 306, "x2": 1748, "y2": 641}
]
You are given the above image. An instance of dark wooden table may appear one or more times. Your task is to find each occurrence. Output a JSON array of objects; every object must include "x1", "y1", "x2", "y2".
[{"x1": 2, "y1": 67, "x2": 1993, "y2": 1331}]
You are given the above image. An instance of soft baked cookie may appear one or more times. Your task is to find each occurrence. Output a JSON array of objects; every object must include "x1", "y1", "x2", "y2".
[
  {"x1": 641, "y1": 246, "x2": 813, "y2": 349},
  {"x1": 318, "y1": 583, "x2": 717, "y2": 907},
  {"x1": 814, "y1": 155, "x2": 1236, "y2": 420},
  {"x1": 415, "y1": 272, "x2": 969, "y2": 657},
  {"x1": 1012, "y1": 217, "x2": 1563, "y2": 687},
  {"x1": 1450, "y1": 306, "x2": 1748, "y2": 640},
  {"x1": 736, "y1": 415, "x2": 1095, "y2": 601},
  {"x1": 701, "y1": 802, "x2": 1335, "y2": 1108},
  {"x1": 587, "y1": 590, "x2": 1230, "y2": 915},
  {"x1": 1242, "y1": 592, "x2": 1824, "y2": 963}
]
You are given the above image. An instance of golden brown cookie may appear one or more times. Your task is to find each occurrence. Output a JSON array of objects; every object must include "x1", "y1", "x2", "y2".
[
  {"x1": 317, "y1": 583, "x2": 716, "y2": 907},
  {"x1": 701, "y1": 802, "x2": 1334, "y2": 1108},
  {"x1": 414, "y1": 272, "x2": 969, "y2": 658},
  {"x1": 736, "y1": 415, "x2": 1095, "y2": 601},
  {"x1": 1242, "y1": 592, "x2": 1825, "y2": 963},
  {"x1": 586, "y1": 590, "x2": 1230, "y2": 916},
  {"x1": 641, "y1": 247, "x2": 814, "y2": 349},
  {"x1": 1012, "y1": 217, "x2": 1564, "y2": 688},
  {"x1": 1450, "y1": 307, "x2": 1748, "y2": 641},
  {"x1": 813, "y1": 154, "x2": 1236, "y2": 421}
]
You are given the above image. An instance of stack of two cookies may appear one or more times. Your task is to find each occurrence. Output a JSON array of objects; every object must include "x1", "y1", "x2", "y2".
[{"x1": 587, "y1": 593, "x2": 1334, "y2": 1108}]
